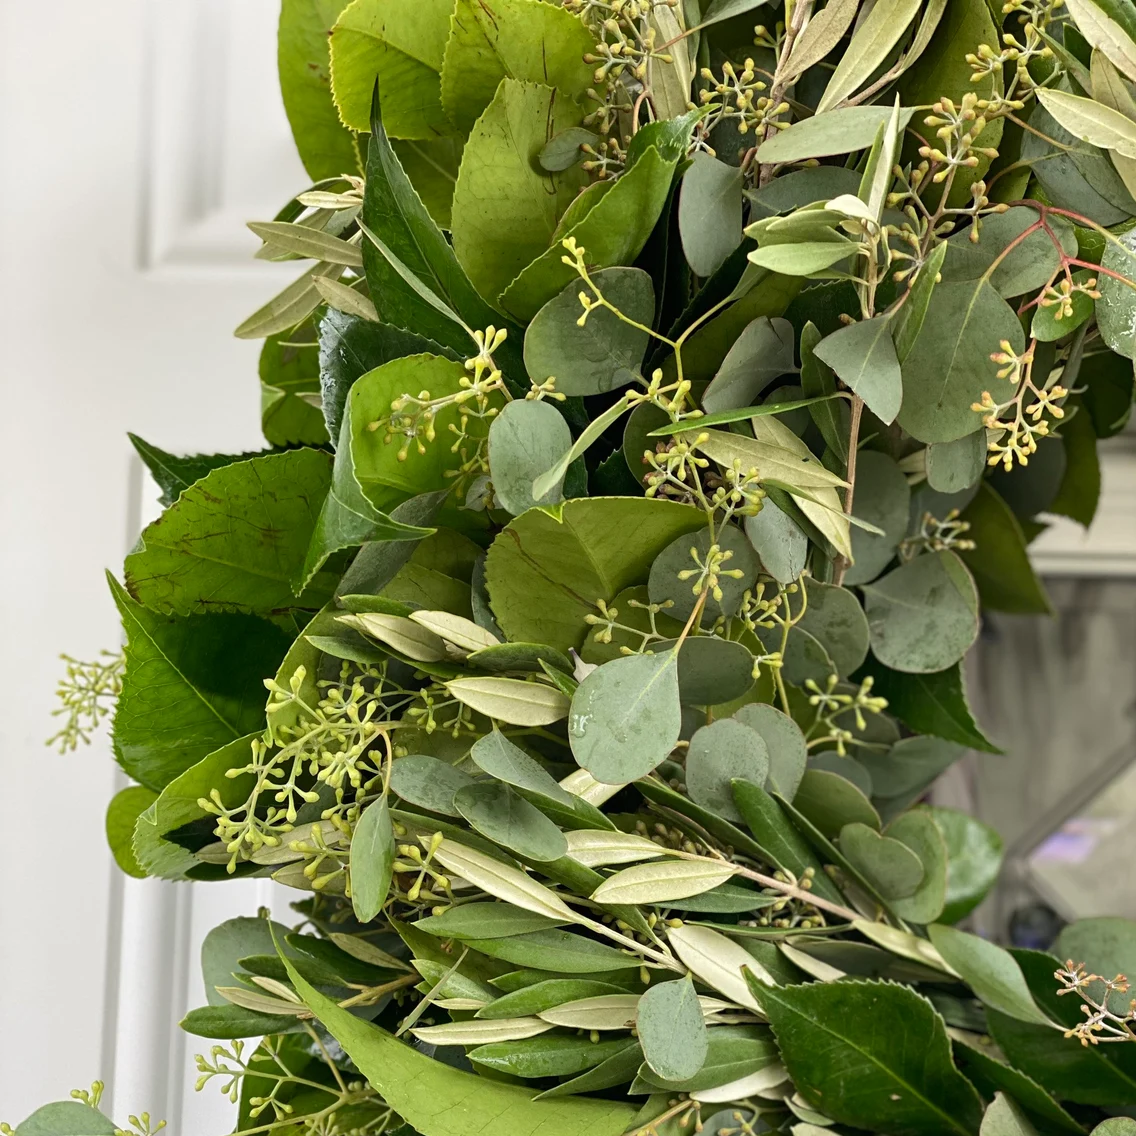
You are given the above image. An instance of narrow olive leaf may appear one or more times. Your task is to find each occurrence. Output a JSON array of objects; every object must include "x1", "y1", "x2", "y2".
[
  {"x1": 564, "y1": 829, "x2": 669, "y2": 867},
  {"x1": 568, "y1": 650, "x2": 682, "y2": 784},
  {"x1": 532, "y1": 393, "x2": 636, "y2": 502},
  {"x1": 312, "y1": 275, "x2": 380, "y2": 322},
  {"x1": 430, "y1": 839, "x2": 580, "y2": 923},
  {"x1": 488, "y1": 398, "x2": 573, "y2": 515},
  {"x1": 417, "y1": 903, "x2": 568, "y2": 941},
  {"x1": 1091, "y1": 50, "x2": 1136, "y2": 197},
  {"x1": 860, "y1": 99, "x2": 903, "y2": 223},
  {"x1": 813, "y1": 315, "x2": 902, "y2": 424},
  {"x1": 928, "y1": 924, "x2": 1054, "y2": 1027},
  {"x1": 817, "y1": 0, "x2": 922, "y2": 111},
  {"x1": 408, "y1": 610, "x2": 500, "y2": 653},
  {"x1": 638, "y1": 977, "x2": 709, "y2": 1082},
  {"x1": 412, "y1": 1018, "x2": 553, "y2": 1046},
  {"x1": 784, "y1": 0, "x2": 859, "y2": 77},
  {"x1": 538, "y1": 994, "x2": 641, "y2": 1030},
  {"x1": 1035, "y1": 87, "x2": 1136, "y2": 159},
  {"x1": 592, "y1": 859, "x2": 737, "y2": 904},
  {"x1": 748, "y1": 240, "x2": 859, "y2": 275},
  {"x1": 647, "y1": 395, "x2": 845, "y2": 434},
  {"x1": 756, "y1": 105, "x2": 917, "y2": 162},
  {"x1": 667, "y1": 923, "x2": 771, "y2": 1012},
  {"x1": 445, "y1": 677, "x2": 570, "y2": 726},
  {"x1": 234, "y1": 261, "x2": 343, "y2": 339},
  {"x1": 248, "y1": 221, "x2": 364, "y2": 266},
  {"x1": 691, "y1": 429, "x2": 849, "y2": 490},
  {"x1": 894, "y1": 240, "x2": 948, "y2": 363},
  {"x1": 691, "y1": 1066, "x2": 790, "y2": 1103},
  {"x1": 338, "y1": 612, "x2": 448, "y2": 662},
  {"x1": 980, "y1": 1093, "x2": 1042, "y2": 1136},
  {"x1": 1066, "y1": 0, "x2": 1136, "y2": 80},
  {"x1": 852, "y1": 919, "x2": 955, "y2": 973},
  {"x1": 351, "y1": 797, "x2": 394, "y2": 923},
  {"x1": 897, "y1": 0, "x2": 949, "y2": 69},
  {"x1": 358, "y1": 219, "x2": 473, "y2": 337}
]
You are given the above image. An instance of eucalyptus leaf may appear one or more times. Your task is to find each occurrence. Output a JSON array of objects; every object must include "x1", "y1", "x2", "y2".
[
  {"x1": 814, "y1": 316, "x2": 902, "y2": 424},
  {"x1": 454, "y1": 781, "x2": 570, "y2": 862},
  {"x1": 488, "y1": 398, "x2": 572, "y2": 515},
  {"x1": 679, "y1": 155, "x2": 745, "y2": 278},
  {"x1": 638, "y1": 977, "x2": 709, "y2": 1082},
  {"x1": 351, "y1": 797, "x2": 394, "y2": 922},
  {"x1": 685, "y1": 719, "x2": 771, "y2": 821}
]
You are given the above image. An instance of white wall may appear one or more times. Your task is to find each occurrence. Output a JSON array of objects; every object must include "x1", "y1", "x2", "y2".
[{"x1": 0, "y1": 0, "x2": 304, "y2": 1122}]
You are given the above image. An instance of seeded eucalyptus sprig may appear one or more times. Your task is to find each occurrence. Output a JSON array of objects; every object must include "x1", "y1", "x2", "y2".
[{"x1": 26, "y1": 0, "x2": 1136, "y2": 1132}]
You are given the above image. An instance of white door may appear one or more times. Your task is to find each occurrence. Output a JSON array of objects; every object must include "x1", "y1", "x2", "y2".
[{"x1": 0, "y1": 1, "x2": 306, "y2": 1127}]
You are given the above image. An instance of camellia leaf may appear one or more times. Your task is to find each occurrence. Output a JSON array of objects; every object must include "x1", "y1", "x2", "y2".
[
  {"x1": 128, "y1": 435, "x2": 267, "y2": 508},
  {"x1": 755, "y1": 979, "x2": 985, "y2": 1134},
  {"x1": 524, "y1": 269, "x2": 654, "y2": 397},
  {"x1": 451, "y1": 80, "x2": 589, "y2": 307},
  {"x1": 439, "y1": 0, "x2": 594, "y2": 134},
  {"x1": 284, "y1": 959, "x2": 639, "y2": 1136},
  {"x1": 124, "y1": 449, "x2": 336, "y2": 615},
  {"x1": 679, "y1": 154, "x2": 745, "y2": 278},
  {"x1": 638, "y1": 976, "x2": 709, "y2": 1082},
  {"x1": 861, "y1": 551, "x2": 980, "y2": 673},
  {"x1": 108, "y1": 575, "x2": 290, "y2": 791},
  {"x1": 568, "y1": 650, "x2": 681, "y2": 783},
  {"x1": 485, "y1": 497, "x2": 705, "y2": 653},
  {"x1": 927, "y1": 806, "x2": 1005, "y2": 924},
  {"x1": 351, "y1": 796, "x2": 394, "y2": 922},
  {"x1": 813, "y1": 315, "x2": 902, "y2": 424},
  {"x1": 329, "y1": 0, "x2": 451, "y2": 138},
  {"x1": 488, "y1": 398, "x2": 572, "y2": 515}
]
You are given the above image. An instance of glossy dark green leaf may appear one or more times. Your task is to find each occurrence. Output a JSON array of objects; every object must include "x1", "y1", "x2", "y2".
[
  {"x1": 361, "y1": 82, "x2": 517, "y2": 363},
  {"x1": 862, "y1": 551, "x2": 980, "y2": 673},
  {"x1": 128, "y1": 434, "x2": 265, "y2": 508},
  {"x1": 286, "y1": 963, "x2": 638, "y2": 1135},
  {"x1": 524, "y1": 269, "x2": 654, "y2": 397},
  {"x1": 124, "y1": 449, "x2": 335, "y2": 614},
  {"x1": 856, "y1": 659, "x2": 1001, "y2": 752},
  {"x1": 485, "y1": 497, "x2": 705, "y2": 653},
  {"x1": 259, "y1": 318, "x2": 330, "y2": 446},
  {"x1": 958, "y1": 484, "x2": 1052, "y2": 614},
  {"x1": 568, "y1": 650, "x2": 681, "y2": 783},
  {"x1": 109, "y1": 575, "x2": 289, "y2": 791},
  {"x1": 928, "y1": 806, "x2": 1004, "y2": 924},
  {"x1": 105, "y1": 785, "x2": 158, "y2": 879},
  {"x1": 351, "y1": 796, "x2": 394, "y2": 922},
  {"x1": 755, "y1": 979, "x2": 985, "y2": 1134},
  {"x1": 454, "y1": 781, "x2": 569, "y2": 862},
  {"x1": 952, "y1": 1037, "x2": 1087, "y2": 1135}
]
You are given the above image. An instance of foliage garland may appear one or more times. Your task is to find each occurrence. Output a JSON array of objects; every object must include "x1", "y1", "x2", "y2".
[{"x1": 12, "y1": 0, "x2": 1136, "y2": 1132}]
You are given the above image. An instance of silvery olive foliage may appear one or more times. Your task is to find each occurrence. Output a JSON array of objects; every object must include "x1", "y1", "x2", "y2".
[{"x1": 17, "y1": 0, "x2": 1136, "y2": 1133}]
